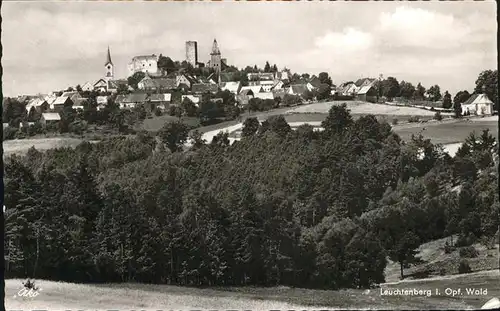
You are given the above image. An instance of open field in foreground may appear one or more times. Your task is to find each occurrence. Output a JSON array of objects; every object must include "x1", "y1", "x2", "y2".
[
  {"x1": 288, "y1": 101, "x2": 455, "y2": 116},
  {"x1": 2, "y1": 137, "x2": 92, "y2": 157},
  {"x1": 6, "y1": 270, "x2": 499, "y2": 310}
]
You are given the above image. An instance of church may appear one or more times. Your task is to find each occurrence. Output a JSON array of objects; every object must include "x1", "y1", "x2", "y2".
[{"x1": 91, "y1": 47, "x2": 130, "y2": 93}]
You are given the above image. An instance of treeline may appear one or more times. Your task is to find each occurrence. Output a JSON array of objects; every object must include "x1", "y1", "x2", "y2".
[{"x1": 4, "y1": 105, "x2": 498, "y2": 288}]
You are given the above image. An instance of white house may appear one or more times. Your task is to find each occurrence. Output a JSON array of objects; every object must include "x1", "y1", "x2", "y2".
[
  {"x1": 219, "y1": 81, "x2": 241, "y2": 94},
  {"x1": 461, "y1": 93, "x2": 494, "y2": 116},
  {"x1": 40, "y1": 112, "x2": 61, "y2": 126},
  {"x1": 96, "y1": 96, "x2": 108, "y2": 110}
]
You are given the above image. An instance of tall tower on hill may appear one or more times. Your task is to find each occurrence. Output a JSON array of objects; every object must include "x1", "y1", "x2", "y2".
[
  {"x1": 210, "y1": 38, "x2": 222, "y2": 73},
  {"x1": 104, "y1": 46, "x2": 114, "y2": 81},
  {"x1": 186, "y1": 41, "x2": 198, "y2": 67}
]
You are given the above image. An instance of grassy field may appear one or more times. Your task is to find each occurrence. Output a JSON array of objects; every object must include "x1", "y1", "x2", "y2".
[
  {"x1": 288, "y1": 101, "x2": 454, "y2": 117},
  {"x1": 2, "y1": 137, "x2": 88, "y2": 157},
  {"x1": 5, "y1": 270, "x2": 499, "y2": 310}
]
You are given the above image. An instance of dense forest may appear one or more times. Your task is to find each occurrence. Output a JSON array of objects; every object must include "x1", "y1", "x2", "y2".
[{"x1": 4, "y1": 105, "x2": 499, "y2": 289}]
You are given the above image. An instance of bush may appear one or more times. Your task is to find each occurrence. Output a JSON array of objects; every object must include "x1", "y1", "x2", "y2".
[
  {"x1": 434, "y1": 111, "x2": 443, "y2": 121},
  {"x1": 3, "y1": 127, "x2": 18, "y2": 141},
  {"x1": 456, "y1": 233, "x2": 477, "y2": 247},
  {"x1": 154, "y1": 108, "x2": 163, "y2": 116},
  {"x1": 439, "y1": 268, "x2": 447, "y2": 276},
  {"x1": 458, "y1": 260, "x2": 472, "y2": 274},
  {"x1": 444, "y1": 241, "x2": 455, "y2": 254},
  {"x1": 459, "y1": 246, "x2": 479, "y2": 258},
  {"x1": 391, "y1": 118, "x2": 398, "y2": 125},
  {"x1": 408, "y1": 116, "x2": 420, "y2": 123}
]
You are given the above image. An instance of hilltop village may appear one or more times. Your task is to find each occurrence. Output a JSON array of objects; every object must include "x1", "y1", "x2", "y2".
[{"x1": 3, "y1": 38, "x2": 497, "y2": 138}]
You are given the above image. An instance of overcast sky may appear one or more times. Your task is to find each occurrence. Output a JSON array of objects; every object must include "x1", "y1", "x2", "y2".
[{"x1": 1, "y1": 0, "x2": 497, "y2": 97}]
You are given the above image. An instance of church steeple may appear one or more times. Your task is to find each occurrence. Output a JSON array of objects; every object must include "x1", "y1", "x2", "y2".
[
  {"x1": 211, "y1": 39, "x2": 221, "y2": 55},
  {"x1": 105, "y1": 46, "x2": 113, "y2": 66},
  {"x1": 104, "y1": 46, "x2": 114, "y2": 81}
]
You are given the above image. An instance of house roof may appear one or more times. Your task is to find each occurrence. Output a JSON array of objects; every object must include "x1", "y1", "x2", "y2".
[
  {"x1": 61, "y1": 91, "x2": 78, "y2": 98},
  {"x1": 115, "y1": 95, "x2": 128, "y2": 104},
  {"x1": 240, "y1": 86, "x2": 264, "y2": 94},
  {"x1": 149, "y1": 94, "x2": 172, "y2": 102},
  {"x1": 254, "y1": 92, "x2": 275, "y2": 100},
  {"x1": 192, "y1": 83, "x2": 219, "y2": 94},
  {"x1": 125, "y1": 93, "x2": 148, "y2": 103},
  {"x1": 462, "y1": 94, "x2": 494, "y2": 106},
  {"x1": 155, "y1": 78, "x2": 177, "y2": 89},
  {"x1": 220, "y1": 81, "x2": 241, "y2": 93},
  {"x1": 355, "y1": 78, "x2": 376, "y2": 87},
  {"x1": 53, "y1": 96, "x2": 71, "y2": 105},
  {"x1": 42, "y1": 113, "x2": 61, "y2": 121},
  {"x1": 290, "y1": 84, "x2": 308, "y2": 95},
  {"x1": 239, "y1": 89, "x2": 254, "y2": 96},
  {"x1": 308, "y1": 77, "x2": 322, "y2": 88},
  {"x1": 219, "y1": 72, "x2": 236, "y2": 82},
  {"x1": 357, "y1": 85, "x2": 375, "y2": 95}
]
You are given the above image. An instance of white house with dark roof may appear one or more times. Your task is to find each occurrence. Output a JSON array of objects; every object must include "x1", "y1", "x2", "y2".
[
  {"x1": 461, "y1": 93, "x2": 494, "y2": 116},
  {"x1": 240, "y1": 85, "x2": 264, "y2": 95},
  {"x1": 81, "y1": 82, "x2": 95, "y2": 92},
  {"x1": 254, "y1": 92, "x2": 275, "y2": 101}
]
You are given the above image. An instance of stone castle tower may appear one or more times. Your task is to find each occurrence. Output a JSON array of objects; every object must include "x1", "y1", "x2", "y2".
[
  {"x1": 186, "y1": 41, "x2": 198, "y2": 67},
  {"x1": 210, "y1": 39, "x2": 222, "y2": 73},
  {"x1": 104, "y1": 46, "x2": 114, "y2": 81}
]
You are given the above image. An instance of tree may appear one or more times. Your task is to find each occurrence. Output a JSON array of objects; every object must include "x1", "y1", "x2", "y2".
[
  {"x1": 453, "y1": 90, "x2": 470, "y2": 106},
  {"x1": 388, "y1": 231, "x2": 421, "y2": 279},
  {"x1": 264, "y1": 62, "x2": 271, "y2": 73},
  {"x1": 442, "y1": 91, "x2": 452, "y2": 108},
  {"x1": 127, "y1": 72, "x2": 146, "y2": 90},
  {"x1": 414, "y1": 83, "x2": 426, "y2": 100},
  {"x1": 318, "y1": 72, "x2": 333, "y2": 86},
  {"x1": 189, "y1": 130, "x2": 206, "y2": 150},
  {"x1": 158, "y1": 55, "x2": 177, "y2": 73},
  {"x1": 381, "y1": 77, "x2": 401, "y2": 100},
  {"x1": 158, "y1": 121, "x2": 189, "y2": 152},
  {"x1": 426, "y1": 85, "x2": 442, "y2": 102},
  {"x1": 399, "y1": 81, "x2": 416, "y2": 100},
  {"x1": 317, "y1": 84, "x2": 331, "y2": 101},
  {"x1": 241, "y1": 117, "x2": 260, "y2": 138},
  {"x1": 322, "y1": 103, "x2": 353, "y2": 136},
  {"x1": 272, "y1": 64, "x2": 278, "y2": 73},
  {"x1": 181, "y1": 98, "x2": 198, "y2": 117},
  {"x1": 474, "y1": 70, "x2": 498, "y2": 110},
  {"x1": 267, "y1": 115, "x2": 291, "y2": 138}
]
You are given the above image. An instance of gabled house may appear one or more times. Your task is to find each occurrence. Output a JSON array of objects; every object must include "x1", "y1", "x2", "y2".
[
  {"x1": 176, "y1": 74, "x2": 197, "y2": 89},
  {"x1": 93, "y1": 79, "x2": 109, "y2": 93},
  {"x1": 219, "y1": 81, "x2": 242, "y2": 94},
  {"x1": 271, "y1": 80, "x2": 285, "y2": 91},
  {"x1": 308, "y1": 77, "x2": 322, "y2": 90},
  {"x1": 461, "y1": 93, "x2": 494, "y2": 116},
  {"x1": 26, "y1": 98, "x2": 49, "y2": 113},
  {"x1": 51, "y1": 96, "x2": 74, "y2": 112},
  {"x1": 192, "y1": 83, "x2": 219, "y2": 95},
  {"x1": 248, "y1": 80, "x2": 276, "y2": 92},
  {"x1": 40, "y1": 112, "x2": 61, "y2": 127},
  {"x1": 149, "y1": 94, "x2": 172, "y2": 110},
  {"x1": 356, "y1": 85, "x2": 377, "y2": 103}
]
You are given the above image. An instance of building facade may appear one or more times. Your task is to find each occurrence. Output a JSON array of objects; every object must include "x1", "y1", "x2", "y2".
[
  {"x1": 186, "y1": 41, "x2": 198, "y2": 67},
  {"x1": 128, "y1": 55, "x2": 159, "y2": 77}
]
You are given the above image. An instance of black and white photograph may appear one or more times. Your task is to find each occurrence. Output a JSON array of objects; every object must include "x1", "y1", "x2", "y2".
[{"x1": 1, "y1": 0, "x2": 499, "y2": 310}]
